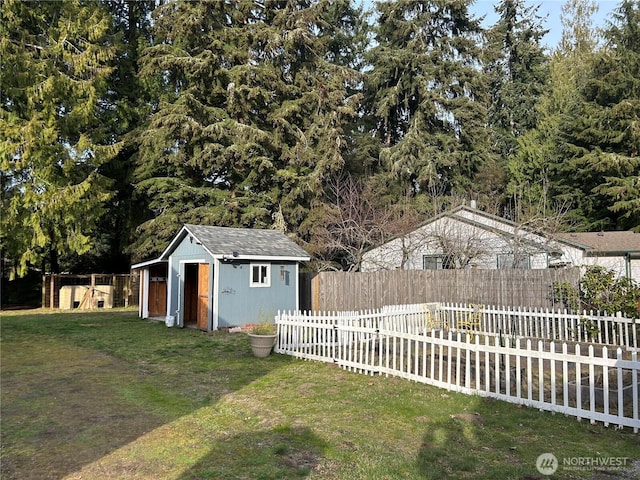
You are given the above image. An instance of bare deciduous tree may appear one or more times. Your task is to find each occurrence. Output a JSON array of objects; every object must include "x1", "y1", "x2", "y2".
[
  {"x1": 428, "y1": 219, "x2": 489, "y2": 269},
  {"x1": 502, "y1": 194, "x2": 576, "y2": 267},
  {"x1": 361, "y1": 195, "x2": 574, "y2": 272},
  {"x1": 310, "y1": 175, "x2": 419, "y2": 271}
]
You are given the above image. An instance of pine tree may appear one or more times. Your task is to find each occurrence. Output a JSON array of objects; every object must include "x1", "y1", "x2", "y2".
[
  {"x1": 89, "y1": 0, "x2": 156, "y2": 272},
  {"x1": 556, "y1": 0, "x2": 640, "y2": 231},
  {"x1": 131, "y1": 0, "x2": 363, "y2": 260},
  {"x1": 364, "y1": 0, "x2": 489, "y2": 202},
  {"x1": 485, "y1": 0, "x2": 549, "y2": 161},
  {"x1": 504, "y1": 0, "x2": 596, "y2": 223},
  {"x1": 0, "y1": 0, "x2": 118, "y2": 275},
  {"x1": 557, "y1": 0, "x2": 602, "y2": 54}
]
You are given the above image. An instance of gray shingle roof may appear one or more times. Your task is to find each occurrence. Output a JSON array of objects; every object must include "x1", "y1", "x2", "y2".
[
  {"x1": 556, "y1": 231, "x2": 640, "y2": 253},
  {"x1": 183, "y1": 225, "x2": 310, "y2": 259}
]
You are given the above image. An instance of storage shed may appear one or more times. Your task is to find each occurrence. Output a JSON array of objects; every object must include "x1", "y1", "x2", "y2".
[{"x1": 132, "y1": 225, "x2": 310, "y2": 331}]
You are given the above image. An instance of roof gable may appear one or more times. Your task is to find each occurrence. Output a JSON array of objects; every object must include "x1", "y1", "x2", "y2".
[
  {"x1": 424, "y1": 207, "x2": 640, "y2": 255},
  {"x1": 410, "y1": 205, "x2": 524, "y2": 236},
  {"x1": 412, "y1": 205, "x2": 558, "y2": 252},
  {"x1": 161, "y1": 225, "x2": 310, "y2": 261},
  {"x1": 367, "y1": 205, "x2": 560, "y2": 260}
]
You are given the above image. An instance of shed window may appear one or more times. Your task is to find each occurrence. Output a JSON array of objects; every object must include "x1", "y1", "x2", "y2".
[{"x1": 250, "y1": 263, "x2": 270, "y2": 287}]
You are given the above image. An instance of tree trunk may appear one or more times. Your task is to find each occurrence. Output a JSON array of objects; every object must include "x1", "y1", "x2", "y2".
[{"x1": 49, "y1": 245, "x2": 59, "y2": 274}]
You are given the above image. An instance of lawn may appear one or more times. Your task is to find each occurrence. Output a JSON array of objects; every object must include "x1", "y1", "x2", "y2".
[{"x1": 1, "y1": 310, "x2": 638, "y2": 480}]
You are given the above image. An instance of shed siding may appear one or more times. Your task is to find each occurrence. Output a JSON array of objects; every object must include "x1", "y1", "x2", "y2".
[
  {"x1": 168, "y1": 238, "x2": 213, "y2": 323},
  {"x1": 217, "y1": 260, "x2": 298, "y2": 327}
]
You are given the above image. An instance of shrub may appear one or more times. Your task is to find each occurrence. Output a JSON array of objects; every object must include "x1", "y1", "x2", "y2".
[
  {"x1": 552, "y1": 266, "x2": 640, "y2": 318},
  {"x1": 249, "y1": 322, "x2": 277, "y2": 335}
]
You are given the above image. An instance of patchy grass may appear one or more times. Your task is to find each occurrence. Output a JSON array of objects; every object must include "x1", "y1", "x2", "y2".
[{"x1": 1, "y1": 310, "x2": 638, "y2": 480}]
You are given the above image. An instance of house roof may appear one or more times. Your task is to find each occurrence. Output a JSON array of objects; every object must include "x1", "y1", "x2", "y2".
[
  {"x1": 365, "y1": 203, "x2": 640, "y2": 260},
  {"x1": 161, "y1": 224, "x2": 310, "y2": 262},
  {"x1": 555, "y1": 231, "x2": 640, "y2": 255},
  {"x1": 416, "y1": 206, "x2": 640, "y2": 256}
]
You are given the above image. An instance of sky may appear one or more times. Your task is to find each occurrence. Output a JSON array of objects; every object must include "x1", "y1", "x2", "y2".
[
  {"x1": 470, "y1": 1, "x2": 618, "y2": 49},
  {"x1": 360, "y1": 1, "x2": 620, "y2": 50}
]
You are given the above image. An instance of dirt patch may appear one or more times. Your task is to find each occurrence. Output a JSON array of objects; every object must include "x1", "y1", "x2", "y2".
[
  {"x1": 450, "y1": 412, "x2": 484, "y2": 425},
  {"x1": 280, "y1": 450, "x2": 323, "y2": 471},
  {"x1": 414, "y1": 415, "x2": 431, "y2": 423}
]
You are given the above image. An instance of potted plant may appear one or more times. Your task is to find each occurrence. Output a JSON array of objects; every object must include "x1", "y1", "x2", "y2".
[{"x1": 247, "y1": 322, "x2": 277, "y2": 357}]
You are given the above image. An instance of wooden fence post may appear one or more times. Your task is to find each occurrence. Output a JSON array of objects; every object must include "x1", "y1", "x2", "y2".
[
  {"x1": 311, "y1": 274, "x2": 320, "y2": 312},
  {"x1": 49, "y1": 275, "x2": 55, "y2": 309},
  {"x1": 42, "y1": 275, "x2": 46, "y2": 309},
  {"x1": 90, "y1": 274, "x2": 96, "y2": 310}
]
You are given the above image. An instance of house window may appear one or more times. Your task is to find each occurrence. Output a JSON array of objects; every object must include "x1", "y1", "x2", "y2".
[
  {"x1": 497, "y1": 253, "x2": 530, "y2": 269},
  {"x1": 250, "y1": 263, "x2": 270, "y2": 287},
  {"x1": 423, "y1": 255, "x2": 445, "y2": 270}
]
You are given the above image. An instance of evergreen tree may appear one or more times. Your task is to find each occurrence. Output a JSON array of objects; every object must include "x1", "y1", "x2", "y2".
[
  {"x1": 365, "y1": 0, "x2": 489, "y2": 204},
  {"x1": 131, "y1": 0, "x2": 363, "y2": 260},
  {"x1": 506, "y1": 0, "x2": 597, "y2": 223},
  {"x1": 557, "y1": 0, "x2": 602, "y2": 54},
  {"x1": 0, "y1": 0, "x2": 118, "y2": 276},
  {"x1": 486, "y1": 0, "x2": 549, "y2": 159},
  {"x1": 556, "y1": 0, "x2": 640, "y2": 231},
  {"x1": 89, "y1": 0, "x2": 155, "y2": 272}
]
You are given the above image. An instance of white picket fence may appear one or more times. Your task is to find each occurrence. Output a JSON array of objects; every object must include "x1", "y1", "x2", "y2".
[
  {"x1": 438, "y1": 303, "x2": 638, "y2": 350},
  {"x1": 274, "y1": 305, "x2": 640, "y2": 432},
  {"x1": 378, "y1": 302, "x2": 638, "y2": 350}
]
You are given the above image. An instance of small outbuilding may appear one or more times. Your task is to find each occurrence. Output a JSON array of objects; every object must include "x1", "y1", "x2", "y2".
[{"x1": 132, "y1": 225, "x2": 310, "y2": 331}]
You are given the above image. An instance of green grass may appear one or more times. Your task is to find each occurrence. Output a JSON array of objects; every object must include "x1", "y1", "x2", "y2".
[{"x1": 1, "y1": 309, "x2": 638, "y2": 480}]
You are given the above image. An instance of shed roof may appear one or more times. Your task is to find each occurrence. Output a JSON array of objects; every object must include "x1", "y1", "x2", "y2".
[
  {"x1": 130, "y1": 258, "x2": 168, "y2": 270},
  {"x1": 162, "y1": 224, "x2": 310, "y2": 261}
]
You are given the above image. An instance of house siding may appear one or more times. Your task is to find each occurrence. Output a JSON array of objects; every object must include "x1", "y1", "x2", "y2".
[
  {"x1": 555, "y1": 244, "x2": 638, "y2": 281},
  {"x1": 216, "y1": 260, "x2": 298, "y2": 327},
  {"x1": 632, "y1": 259, "x2": 640, "y2": 281},
  {"x1": 361, "y1": 207, "x2": 638, "y2": 282},
  {"x1": 362, "y1": 215, "x2": 554, "y2": 272},
  {"x1": 582, "y1": 256, "x2": 634, "y2": 279}
]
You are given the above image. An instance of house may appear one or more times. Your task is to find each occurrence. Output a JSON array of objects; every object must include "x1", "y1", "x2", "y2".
[
  {"x1": 555, "y1": 231, "x2": 640, "y2": 281},
  {"x1": 132, "y1": 225, "x2": 310, "y2": 331},
  {"x1": 360, "y1": 205, "x2": 640, "y2": 282}
]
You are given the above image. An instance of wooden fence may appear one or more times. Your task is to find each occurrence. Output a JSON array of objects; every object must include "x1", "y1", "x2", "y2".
[
  {"x1": 275, "y1": 305, "x2": 640, "y2": 432},
  {"x1": 42, "y1": 273, "x2": 139, "y2": 309},
  {"x1": 300, "y1": 268, "x2": 582, "y2": 311}
]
